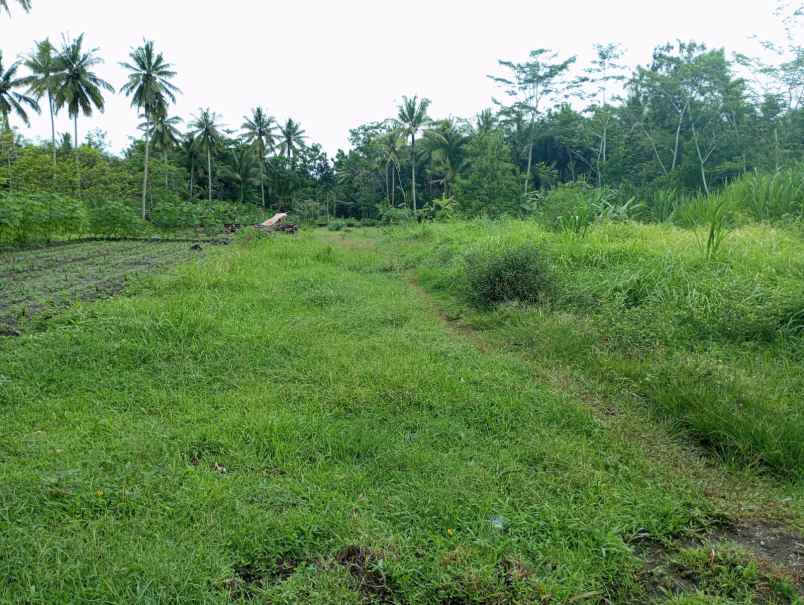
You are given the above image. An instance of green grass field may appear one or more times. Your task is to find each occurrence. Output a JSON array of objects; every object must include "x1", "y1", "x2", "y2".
[
  {"x1": 1, "y1": 226, "x2": 802, "y2": 603},
  {"x1": 376, "y1": 221, "x2": 804, "y2": 481}
]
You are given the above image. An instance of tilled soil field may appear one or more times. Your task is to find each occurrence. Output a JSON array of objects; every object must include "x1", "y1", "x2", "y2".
[{"x1": 0, "y1": 240, "x2": 207, "y2": 335}]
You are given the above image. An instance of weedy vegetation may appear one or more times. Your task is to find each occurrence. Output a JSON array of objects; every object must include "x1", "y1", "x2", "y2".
[
  {"x1": 3, "y1": 2, "x2": 804, "y2": 602},
  {"x1": 381, "y1": 220, "x2": 804, "y2": 481},
  {"x1": 1, "y1": 225, "x2": 802, "y2": 603}
]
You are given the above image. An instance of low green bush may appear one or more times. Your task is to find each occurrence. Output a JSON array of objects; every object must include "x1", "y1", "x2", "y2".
[
  {"x1": 150, "y1": 199, "x2": 263, "y2": 234},
  {"x1": 0, "y1": 193, "x2": 89, "y2": 243},
  {"x1": 150, "y1": 197, "x2": 202, "y2": 230},
  {"x1": 0, "y1": 192, "x2": 264, "y2": 243},
  {"x1": 232, "y1": 225, "x2": 270, "y2": 244},
  {"x1": 464, "y1": 243, "x2": 551, "y2": 308},
  {"x1": 380, "y1": 207, "x2": 415, "y2": 225},
  {"x1": 534, "y1": 182, "x2": 641, "y2": 236},
  {"x1": 327, "y1": 219, "x2": 346, "y2": 231},
  {"x1": 88, "y1": 200, "x2": 146, "y2": 236},
  {"x1": 0, "y1": 196, "x2": 22, "y2": 242}
]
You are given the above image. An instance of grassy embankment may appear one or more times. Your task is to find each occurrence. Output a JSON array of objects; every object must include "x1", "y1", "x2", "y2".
[{"x1": 373, "y1": 221, "x2": 804, "y2": 484}]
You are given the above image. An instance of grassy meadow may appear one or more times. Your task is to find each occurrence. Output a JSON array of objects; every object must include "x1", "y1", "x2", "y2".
[
  {"x1": 0, "y1": 224, "x2": 802, "y2": 604},
  {"x1": 6, "y1": 5, "x2": 804, "y2": 602},
  {"x1": 375, "y1": 220, "x2": 804, "y2": 481}
]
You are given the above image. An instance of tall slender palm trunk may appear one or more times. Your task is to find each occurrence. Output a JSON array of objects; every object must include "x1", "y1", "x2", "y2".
[
  {"x1": 3, "y1": 116, "x2": 12, "y2": 193},
  {"x1": 0, "y1": 114, "x2": 14, "y2": 193},
  {"x1": 396, "y1": 163, "x2": 405, "y2": 205},
  {"x1": 207, "y1": 148, "x2": 212, "y2": 202},
  {"x1": 260, "y1": 165, "x2": 266, "y2": 208},
  {"x1": 410, "y1": 134, "x2": 417, "y2": 213},
  {"x1": 74, "y1": 115, "x2": 81, "y2": 198},
  {"x1": 524, "y1": 141, "x2": 534, "y2": 195},
  {"x1": 48, "y1": 92, "x2": 56, "y2": 165},
  {"x1": 142, "y1": 125, "x2": 151, "y2": 220},
  {"x1": 385, "y1": 162, "x2": 390, "y2": 206}
]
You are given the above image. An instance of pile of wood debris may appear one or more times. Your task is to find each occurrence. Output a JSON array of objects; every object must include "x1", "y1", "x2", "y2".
[{"x1": 224, "y1": 213, "x2": 298, "y2": 236}]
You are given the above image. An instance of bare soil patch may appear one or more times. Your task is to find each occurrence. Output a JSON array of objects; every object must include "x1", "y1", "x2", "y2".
[{"x1": 0, "y1": 239, "x2": 206, "y2": 335}]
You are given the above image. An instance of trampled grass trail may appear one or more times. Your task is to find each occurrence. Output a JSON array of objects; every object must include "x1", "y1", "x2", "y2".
[{"x1": 0, "y1": 234, "x2": 800, "y2": 603}]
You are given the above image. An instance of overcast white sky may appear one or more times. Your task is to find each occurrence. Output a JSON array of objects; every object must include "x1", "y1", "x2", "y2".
[{"x1": 1, "y1": 0, "x2": 790, "y2": 156}]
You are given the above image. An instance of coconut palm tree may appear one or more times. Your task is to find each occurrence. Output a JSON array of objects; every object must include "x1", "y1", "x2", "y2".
[
  {"x1": 278, "y1": 118, "x2": 306, "y2": 164},
  {"x1": 0, "y1": 0, "x2": 31, "y2": 15},
  {"x1": 143, "y1": 107, "x2": 182, "y2": 191},
  {"x1": 378, "y1": 129, "x2": 405, "y2": 207},
  {"x1": 120, "y1": 40, "x2": 180, "y2": 219},
  {"x1": 180, "y1": 133, "x2": 201, "y2": 198},
  {"x1": 0, "y1": 52, "x2": 39, "y2": 126},
  {"x1": 226, "y1": 145, "x2": 259, "y2": 203},
  {"x1": 190, "y1": 108, "x2": 222, "y2": 202},
  {"x1": 52, "y1": 34, "x2": 114, "y2": 195},
  {"x1": 475, "y1": 108, "x2": 497, "y2": 135},
  {"x1": 22, "y1": 39, "x2": 61, "y2": 164},
  {"x1": 396, "y1": 95, "x2": 431, "y2": 213},
  {"x1": 1, "y1": 52, "x2": 39, "y2": 191},
  {"x1": 424, "y1": 119, "x2": 466, "y2": 198},
  {"x1": 242, "y1": 107, "x2": 276, "y2": 208}
]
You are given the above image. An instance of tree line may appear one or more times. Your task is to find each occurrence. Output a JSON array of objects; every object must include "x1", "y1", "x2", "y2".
[{"x1": 2, "y1": 0, "x2": 803, "y2": 223}]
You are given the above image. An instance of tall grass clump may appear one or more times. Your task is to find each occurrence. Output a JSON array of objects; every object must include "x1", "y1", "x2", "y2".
[
  {"x1": 671, "y1": 193, "x2": 733, "y2": 260},
  {"x1": 728, "y1": 168, "x2": 804, "y2": 221},
  {"x1": 645, "y1": 188, "x2": 682, "y2": 223},
  {"x1": 619, "y1": 357, "x2": 804, "y2": 478},
  {"x1": 534, "y1": 182, "x2": 642, "y2": 237},
  {"x1": 702, "y1": 194, "x2": 731, "y2": 261},
  {"x1": 464, "y1": 243, "x2": 551, "y2": 307}
]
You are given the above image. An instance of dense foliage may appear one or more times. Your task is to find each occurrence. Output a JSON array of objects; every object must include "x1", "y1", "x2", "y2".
[{"x1": 2, "y1": 4, "x2": 804, "y2": 234}]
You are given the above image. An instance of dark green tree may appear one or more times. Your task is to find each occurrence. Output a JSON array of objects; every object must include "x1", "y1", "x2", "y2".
[
  {"x1": 147, "y1": 108, "x2": 182, "y2": 190},
  {"x1": 0, "y1": 51, "x2": 39, "y2": 191},
  {"x1": 0, "y1": 52, "x2": 39, "y2": 126},
  {"x1": 225, "y1": 145, "x2": 260, "y2": 203},
  {"x1": 455, "y1": 130, "x2": 520, "y2": 216},
  {"x1": 490, "y1": 49, "x2": 576, "y2": 194},
  {"x1": 423, "y1": 118, "x2": 467, "y2": 198}
]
